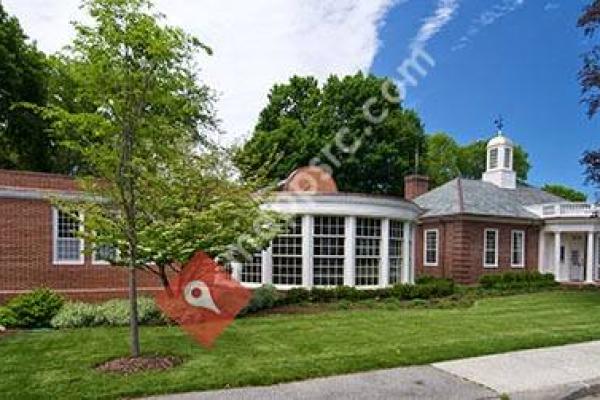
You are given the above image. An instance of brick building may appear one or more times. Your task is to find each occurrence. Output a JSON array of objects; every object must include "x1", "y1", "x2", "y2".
[
  {"x1": 0, "y1": 131, "x2": 598, "y2": 302},
  {"x1": 0, "y1": 170, "x2": 160, "y2": 303}
]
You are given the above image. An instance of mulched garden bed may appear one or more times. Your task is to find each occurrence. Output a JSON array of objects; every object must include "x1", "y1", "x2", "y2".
[{"x1": 96, "y1": 355, "x2": 182, "y2": 375}]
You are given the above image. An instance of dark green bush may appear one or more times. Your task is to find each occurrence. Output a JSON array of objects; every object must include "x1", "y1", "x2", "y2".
[
  {"x1": 240, "y1": 285, "x2": 279, "y2": 315},
  {"x1": 283, "y1": 288, "x2": 311, "y2": 304},
  {"x1": 479, "y1": 271, "x2": 556, "y2": 290},
  {"x1": 2, "y1": 288, "x2": 64, "y2": 328},
  {"x1": 0, "y1": 306, "x2": 17, "y2": 327}
]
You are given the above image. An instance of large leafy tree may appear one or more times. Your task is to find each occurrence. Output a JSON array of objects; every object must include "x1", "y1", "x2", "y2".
[
  {"x1": 578, "y1": 2, "x2": 600, "y2": 194},
  {"x1": 425, "y1": 133, "x2": 531, "y2": 188},
  {"x1": 578, "y1": 0, "x2": 600, "y2": 118},
  {"x1": 542, "y1": 184, "x2": 587, "y2": 202},
  {"x1": 0, "y1": 4, "x2": 52, "y2": 171},
  {"x1": 41, "y1": 0, "x2": 271, "y2": 357},
  {"x1": 235, "y1": 73, "x2": 426, "y2": 195}
]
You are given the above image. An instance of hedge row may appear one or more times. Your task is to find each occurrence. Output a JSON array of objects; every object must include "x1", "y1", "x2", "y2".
[
  {"x1": 240, "y1": 277, "x2": 456, "y2": 315},
  {"x1": 50, "y1": 298, "x2": 165, "y2": 329},
  {"x1": 479, "y1": 271, "x2": 557, "y2": 290},
  {"x1": 0, "y1": 288, "x2": 64, "y2": 328}
]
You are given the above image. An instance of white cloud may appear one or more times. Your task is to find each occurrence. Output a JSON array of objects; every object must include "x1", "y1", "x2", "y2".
[
  {"x1": 3, "y1": 0, "x2": 397, "y2": 144},
  {"x1": 452, "y1": 0, "x2": 526, "y2": 51},
  {"x1": 409, "y1": 0, "x2": 460, "y2": 51}
]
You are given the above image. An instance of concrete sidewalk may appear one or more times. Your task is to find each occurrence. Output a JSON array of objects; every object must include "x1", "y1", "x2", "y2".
[{"x1": 146, "y1": 341, "x2": 600, "y2": 400}]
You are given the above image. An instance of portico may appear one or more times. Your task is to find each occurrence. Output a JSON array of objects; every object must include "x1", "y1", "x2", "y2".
[{"x1": 533, "y1": 204, "x2": 600, "y2": 283}]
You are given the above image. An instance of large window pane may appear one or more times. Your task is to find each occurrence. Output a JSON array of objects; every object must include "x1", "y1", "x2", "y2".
[
  {"x1": 241, "y1": 252, "x2": 262, "y2": 283},
  {"x1": 484, "y1": 229, "x2": 498, "y2": 267},
  {"x1": 313, "y1": 216, "x2": 345, "y2": 286},
  {"x1": 272, "y1": 216, "x2": 303, "y2": 285},
  {"x1": 355, "y1": 218, "x2": 381, "y2": 286},
  {"x1": 389, "y1": 220, "x2": 403, "y2": 284},
  {"x1": 55, "y1": 210, "x2": 83, "y2": 262}
]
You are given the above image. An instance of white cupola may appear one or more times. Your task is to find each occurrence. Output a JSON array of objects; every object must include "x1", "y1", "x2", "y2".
[{"x1": 482, "y1": 130, "x2": 516, "y2": 189}]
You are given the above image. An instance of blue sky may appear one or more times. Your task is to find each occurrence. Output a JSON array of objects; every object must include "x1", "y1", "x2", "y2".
[
  {"x1": 371, "y1": 0, "x2": 599, "y2": 195},
  {"x1": 5, "y1": 0, "x2": 598, "y2": 195}
]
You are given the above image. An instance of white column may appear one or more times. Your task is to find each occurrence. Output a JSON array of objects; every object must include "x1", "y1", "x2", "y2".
[
  {"x1": 344, "y1": 216, "x2": 356, "y2": 286},
  {"x1": 261, "y1": 247, "x2": 272, "y2": 285},
  {"x1": 587, "y1": 231, "x2": 595, "y2": 283},
  {"x1": 302, "y1": 215, "x2": 313, "y2": 288},
  {"x1": 538, "y1": 230, "x2": 546, "y2": 274},
  {"x1": 402, "y1": 222, "x2": 411, "y2": 284},
  {"x1": 380, "y1": 218, "x2": 390, "y2": 287},
  {"x1": 554, "y1": 232, "x2": 561, "y2": 281},
  {"x1": 231, "y1": 261, "x2": 242, "y2": 281}
]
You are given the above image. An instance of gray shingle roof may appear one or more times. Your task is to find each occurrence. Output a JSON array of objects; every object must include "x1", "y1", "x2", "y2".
[{"x1": 413, "y1": 178, "x2": 566, "y2": 219}]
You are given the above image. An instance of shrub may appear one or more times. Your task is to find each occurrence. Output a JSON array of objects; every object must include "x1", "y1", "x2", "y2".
[
  {"x1": 3, "y1": 288, "x2": 64, "y2": 328},
  {"x1": 479, "y1": 271, "x2": 556, "y2": 290},
  {"x1": 0, "y1": 306, "x2": 17, "y2": 328},
  {"x1": 240, "y1": 285, "x2": 279, "y2": 315},
  {"x1": 51, "y1": 302, "x2": 101, "y2": 329},
  {"x1": 283, "y1": 288, "x2": 311, "y2": 304},
  {"x1": 51, "y1": 297, "x2": 165, "y2": 329}
]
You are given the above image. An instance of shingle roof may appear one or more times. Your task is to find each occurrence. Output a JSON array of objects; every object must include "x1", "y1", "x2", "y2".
[{"x1": 413, "y1": 178, "x2": 566, "y2": 219}]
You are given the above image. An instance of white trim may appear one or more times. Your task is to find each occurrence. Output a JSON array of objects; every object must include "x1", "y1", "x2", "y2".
[
  {"x1": 380, "y1": 218, "x2": 390, "y2": 288},
  {"x1": 343, "y1": 216, "x2": 356, "y2": 286},
  {"x1": 423, "y1": 229, "x2": 439, "y2": 267},
  {"x1": 483, "y1": 228, "x2": 499, "y2": 268},
  {"x1": 401, "y1": 222, "x2": 411, "y2": 283},
  {"x1": 52, "y1": 207, "x2": 85, "y2": 265},
  {"x1": 511, "y1": 229, "x2": 525, "y2": 268}
]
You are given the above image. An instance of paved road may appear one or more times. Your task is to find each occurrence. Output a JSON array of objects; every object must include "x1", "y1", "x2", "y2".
[
  {"x1": 146, "y1": 366, "x2": 498, "y2": 400},
  {"x1": 146, "y1": 341, "x2": 600, "y2": 400}
]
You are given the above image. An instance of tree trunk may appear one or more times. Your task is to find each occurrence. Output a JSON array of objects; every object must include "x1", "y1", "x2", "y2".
[{"x1": 128, "y1": 261, "x2": 140, "y2": 357}]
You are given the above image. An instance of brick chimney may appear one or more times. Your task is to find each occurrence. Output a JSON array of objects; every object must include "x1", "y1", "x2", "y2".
[{"x1": 404, "y1": 175, "x2": 429, "y2": 201}]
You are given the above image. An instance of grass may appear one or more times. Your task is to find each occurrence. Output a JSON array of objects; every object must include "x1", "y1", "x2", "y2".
[{"x1": 3, "y1": 290, "x2": 600, "y2": 399}]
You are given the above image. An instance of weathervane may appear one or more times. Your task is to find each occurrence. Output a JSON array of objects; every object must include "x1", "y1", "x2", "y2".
[{"x1": 494, "y1": 115, "x2": 504, "y2": 134}]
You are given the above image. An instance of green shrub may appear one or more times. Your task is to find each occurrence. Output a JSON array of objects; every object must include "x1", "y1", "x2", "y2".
[
  {"x1": 0, "y1": 306, "x2": 17, "y2": 327},
  {"x1": 51, "y1": 297, "x2": 165, "y2": 329},
  {"x1": 284, "y1": 288, "x2": 311, "y2": 304},
  {"x1": 3, "y1": 288, "x2": 64, "y2": 328},
  {"x1": 50, "y1": 302, "x2": 101, "y2": 329},
  {"x1": 240, "y1": 285, "x2": 279, "y2": 315},
  {"x1": 479, "y1": 271, "x2": 556, "y2": 290}
]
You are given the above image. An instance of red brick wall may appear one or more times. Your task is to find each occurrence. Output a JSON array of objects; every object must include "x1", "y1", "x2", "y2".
[
  {"x1": 0, "y1": 197, "x2": 161, "y2": 303},
  {"x1": 415, "y1": 217, "x2": 540, "y2": 284},
  {"x1": 404, "y1": 175, "x2": 430, "y2": 201},
  {"x1": 0, "y1": 169, "x2": 80, "y2": 191}
]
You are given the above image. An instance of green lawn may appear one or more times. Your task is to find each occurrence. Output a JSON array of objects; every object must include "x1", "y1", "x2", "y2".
[{"x1": 3, "y1": 290, "x2": 600, "y2": 399}]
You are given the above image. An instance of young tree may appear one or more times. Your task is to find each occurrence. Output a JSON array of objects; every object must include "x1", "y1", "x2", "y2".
[
  {"x1": 40, "y1": 0, "x2": 271, "y2": 357},
  {"x1": 541, "y1": 184, "x2": 587, "y2": 202},
  {"x1": 235, "y1": 73, "x2": 427, "y2": 196}
]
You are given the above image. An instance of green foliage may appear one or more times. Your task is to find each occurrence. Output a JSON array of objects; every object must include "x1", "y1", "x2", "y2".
[
  {"x1": 240, "y1": 285, "x2": 280, "y2": 315},
  {"x1": 425, "y1": 133, "x2": 531, "y2": 188},
  {"x1": 234, "y1": 73, "x2": 427, "y2": 195},
  {"x1": 0, "y1": 4, "x2": 78, "y2": 172},
  {"x1": 542, "y1": 184, "x2": 587, "y2": 202},
  {"x1": 51, "y1": 297, "x2": 165, "y2": 329},
  {"x1": 479, "y1": 272, "x2": 557, "y2": 290},
  {"x1": 2, "y1": 288, "x2": 64, "y2": 328},
  {"x1": 0, "y1": 306, "x2": 17, "y2": 327}
]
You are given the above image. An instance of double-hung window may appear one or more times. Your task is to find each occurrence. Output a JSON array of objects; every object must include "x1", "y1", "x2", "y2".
[
  {"x1": 241, "y1": 252, "x2": 263, "y2": 284},
  {"x1": 272, "y1": 216, "x2": 303, "y2": 285},
  {"x1": 388, "y1": 220, "x2": 404, "y2": 284},
  {"x1": 313, "y1": 216, "x2": 345, "y2": 286},
  {"x1": 53, "y1": 208, "x2": 84, "y2": 264},
  {"x1": 424, "y1": 229, "x2": 438, "y2": 266},
  {"x1": 92, "y1": 244, "x2": 118, "y2": 264},
  {"x1": 355, "y1": 218, "x2": 381, "y2": 286},
  {"x1": 484, "y1": 229, "x2": 499, "y2": 268},
  {"x1": 511, "y1": 230, "x2": 525, "y2": 268}
]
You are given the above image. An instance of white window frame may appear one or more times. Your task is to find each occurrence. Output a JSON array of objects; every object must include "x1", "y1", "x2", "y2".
[
  {"x1": 52, "y1": 207, "x2": 85, "y2": 265},
  {"x1": 511, "y1": 230, "x2": 525, "y2": 268},
  {"x1": 483, "y1": 228, "x2": 499, "y2": 268},
  {"x1": 423, "y1": 229, "x2": 439, "y2": 267}
]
